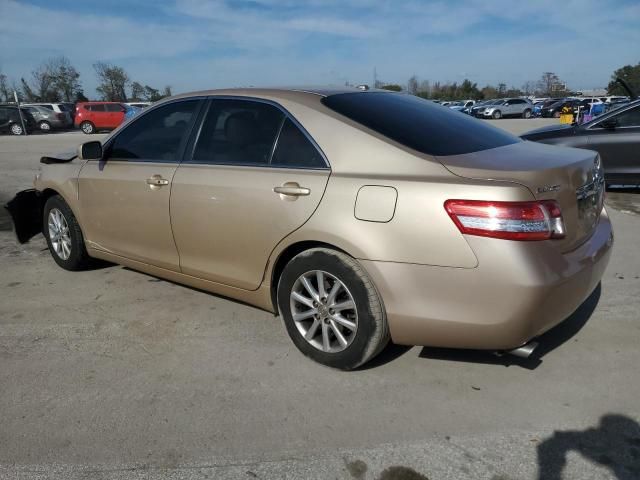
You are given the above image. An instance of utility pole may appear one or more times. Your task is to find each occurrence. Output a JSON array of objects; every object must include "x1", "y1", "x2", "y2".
[{"x1": 373, "y1": 67, "x2": 378, "y2": 89}]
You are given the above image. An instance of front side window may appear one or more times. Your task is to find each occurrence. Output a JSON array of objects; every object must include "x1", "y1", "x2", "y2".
[
  {"x1": 271, "y1": 118, "x2": 325, "y2": 168},
  {"x1": 106, "y1": 100, "x2": 199, "y2": 162},
  {"x1": 90, "y1": 104, "x2": 106, "y2": 112},
  {"x1": 191, "y1": 99, "x2": 284, "y2": 166},
  {"x1": 105, "y1": 103, "x2": 123, "y2": 112}
]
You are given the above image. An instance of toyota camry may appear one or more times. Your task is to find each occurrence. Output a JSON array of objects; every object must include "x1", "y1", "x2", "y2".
[{"x1": 6, "y1": 87, "x2": 613, "y2": 369}]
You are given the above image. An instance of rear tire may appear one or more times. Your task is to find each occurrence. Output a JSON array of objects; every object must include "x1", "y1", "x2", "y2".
[
  {"x1": 80, "y1": 121, "x2": 95, "y2": 134},
  {"x1": 43, "y1": 195, "x2": 93, "y2": 271},
  {"x1": 277, "y1": 248, "x2": 389, "y2": 370},
  {"x1": 38, "y1": 121, "x2": 52, "y2": 132},
  {"x1": 10, "y1": 123, "x2": 24, "y2": 135},
  {"x1": 553, "y1": 111, "x2": 561, "y2": 118},
  {"x1": 492, "y1": 110, "x2": 502, "y2": 119},
  {"x1": 522, "y1": 109, "x2": 532, "y2": 119}
]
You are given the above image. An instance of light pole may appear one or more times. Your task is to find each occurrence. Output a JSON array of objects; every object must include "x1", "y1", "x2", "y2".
[{"x1": 13, "y1": 90, "x2": 27, "y2": 135}]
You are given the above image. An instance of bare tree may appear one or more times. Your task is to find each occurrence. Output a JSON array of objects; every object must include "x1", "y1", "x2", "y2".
[
  {"x1": 537, "y1": 72, "x2": 566, "y2": 97},
  {"x1": 49, "y1": 56, "x2": 81, "y2": 102},
  {"x1": 94, "y1": 62, "x2": 129, "y2": 101},
  {"x1": 0, "y1": 72, "x2": 10, "y2": 102},
  {"x1": 130, "y1": 81, "x2": 145, "y2": 101},
  {"x1": 30, "y1": 63, "x2": 58, "y2": 101}
]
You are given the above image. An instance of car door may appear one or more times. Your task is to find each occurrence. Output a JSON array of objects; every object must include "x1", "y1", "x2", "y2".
[
  {"x1": 0, "y1": 107, "x2": 10, "y2": 130},
  {"x1": 105, "y1": 103, "x2": 126, "y2": 128},
  {"x1": 77, "y1": 99, "x2": 202, "y2": 271},
  {"x1": 170, "y1": 97, "x2": 331, "y2": 290},
  {"x1": 586, "y1": 104, "x2": 640, "y2": 182}
]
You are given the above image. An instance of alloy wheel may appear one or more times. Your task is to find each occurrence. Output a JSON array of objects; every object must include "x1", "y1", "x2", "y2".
[
  {"x1": 10, "y1": 123, "x2": 23, "y2": 135},
  {"x1": 289, "y1": 270, "x2": 358, "y2": 353},
  {"x1": 48, "y1": 208, "x2": 72, "y2": 260}
]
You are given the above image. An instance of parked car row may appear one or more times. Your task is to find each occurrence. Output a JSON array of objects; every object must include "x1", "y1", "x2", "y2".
[
  {"x1": 466, "y1": 98, "x2": 534, "y2": 119},
  {"x1": 0, "y1": 101, "x2": 150, "y2": 135}
]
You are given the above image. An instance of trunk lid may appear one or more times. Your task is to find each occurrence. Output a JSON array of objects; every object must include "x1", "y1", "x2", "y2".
[{"x1": 437, "y1": 141, "x2": 605, "y2": 252}]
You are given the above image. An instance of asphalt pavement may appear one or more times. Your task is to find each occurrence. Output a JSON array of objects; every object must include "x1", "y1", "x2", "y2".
[{"x1": 1, "y1": 120, "x2": 639, "y2": 480}]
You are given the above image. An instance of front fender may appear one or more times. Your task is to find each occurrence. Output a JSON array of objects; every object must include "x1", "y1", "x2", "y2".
[{"x1": 4, "y1": 189, "x2": 43, "y2": 243}]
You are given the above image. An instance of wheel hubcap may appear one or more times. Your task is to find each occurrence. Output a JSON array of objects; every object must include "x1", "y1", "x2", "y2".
[
  {"x1": 82, "y1": 123, "x2": 92, "y2": 133},
  {"x1": 289, "y1": 270, "x2": 358, "y2": 353},
  {"x1": 11, "y1": 124, "x2": 22, "y2": 134},
  {"x1": 48, "y1": 208, "x2": 71, "y2": 260}
]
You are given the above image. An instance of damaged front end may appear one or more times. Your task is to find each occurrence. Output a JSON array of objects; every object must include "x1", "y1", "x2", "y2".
[{"x1": 4, "y1": 189, "x2": 43, "y2": 244}]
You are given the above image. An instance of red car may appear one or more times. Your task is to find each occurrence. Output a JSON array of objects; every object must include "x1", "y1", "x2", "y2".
[{"x1": 75, "y1": 102, "x2": 126, "y2": 134}]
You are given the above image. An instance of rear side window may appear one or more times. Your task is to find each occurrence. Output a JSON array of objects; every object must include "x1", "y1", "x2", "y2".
[
  {"x1": 191, "y1": 99, "x2": 284, "y2": 166},
  {"x1": 271, "y1": 118, "x2": 325, "y2": 168},
  {"x1": 107, "y1": 100, "x2": 199, "y2": 162},
  {"x1": 322, "y1": 93, "x2": 519, "y2": 156},
  {"x1": 105, "y1": 104, "x2": 123, "y2": 112}
]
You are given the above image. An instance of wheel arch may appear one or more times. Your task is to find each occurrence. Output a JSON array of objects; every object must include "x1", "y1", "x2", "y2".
[{"x1": 269, "y1": 240, "x2": 353, "y2": 312}]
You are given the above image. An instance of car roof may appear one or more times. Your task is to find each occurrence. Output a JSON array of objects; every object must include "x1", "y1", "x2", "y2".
[{"x1": 170, "y1": 86, "x2": 382, "y2": 101}]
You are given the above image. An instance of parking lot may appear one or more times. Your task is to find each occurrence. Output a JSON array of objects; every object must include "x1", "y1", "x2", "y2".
[{"x1": 1, "y1": 120, "x2": 639, "y2": 479}]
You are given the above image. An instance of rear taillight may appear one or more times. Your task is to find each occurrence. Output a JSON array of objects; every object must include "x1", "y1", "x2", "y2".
[{"x1": 444, "y1": 199, "x2": 565, "y2": 241}]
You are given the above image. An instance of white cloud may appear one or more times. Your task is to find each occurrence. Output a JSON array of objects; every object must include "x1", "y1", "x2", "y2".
[{"x1": 0, "y1": 0, "x2": 638, "y2": 96}]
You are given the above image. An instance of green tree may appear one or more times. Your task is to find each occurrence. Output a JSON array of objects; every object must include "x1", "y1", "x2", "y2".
[
  {"x1": 380, "y1": 84, "x2": 402, "y2": 92},
  {"x1": 94, "y1": 62, "x2": 129, "y2": 101},
  {"x1": 607, "y1": 62, "x2": 640, "y2": 96},
  {"x1": 162, "y1": 85, "x2": 172, "y2": 98}
]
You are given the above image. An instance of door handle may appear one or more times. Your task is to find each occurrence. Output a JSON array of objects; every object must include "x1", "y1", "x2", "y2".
[
  {"x1": 146, "y1": 175, "x2": 169, "y2": 189},
  {"x1": 273, "y1": 183, "x2": 311, "y2": 196}
]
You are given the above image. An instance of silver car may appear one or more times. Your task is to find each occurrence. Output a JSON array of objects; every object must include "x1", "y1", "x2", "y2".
[
  {"x1": 22, "y1": 103, "x2": 73, "y2": 129},
  {"x1": 22, "y1": 105, "x2": 70, "y2": 132},
  {"x1": 481, "y1": 98, "x2": 533, "y2": 119}
]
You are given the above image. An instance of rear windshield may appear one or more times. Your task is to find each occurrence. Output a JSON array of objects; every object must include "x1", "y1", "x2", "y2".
[{"x1": 322, "y1": 92, "x2": 519, "y2": 156}]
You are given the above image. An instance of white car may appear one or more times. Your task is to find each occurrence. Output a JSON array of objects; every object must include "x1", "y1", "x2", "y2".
[{"x1": 600, "y1": 96, "x2": 629, "y2": 104}]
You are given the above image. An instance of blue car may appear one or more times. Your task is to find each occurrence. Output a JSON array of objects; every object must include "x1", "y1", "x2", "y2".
[{"x1": 124, "y1": 105, "x2": 142, "y2": 122}]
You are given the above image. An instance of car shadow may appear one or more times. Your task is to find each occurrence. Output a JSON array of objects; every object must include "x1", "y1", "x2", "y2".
[
  {"x1": 416, "y1": 283, "x2": 602, "y2": 370},
  {"x1": 536, "y1": 413, "x2": 640, "y2": 479}
]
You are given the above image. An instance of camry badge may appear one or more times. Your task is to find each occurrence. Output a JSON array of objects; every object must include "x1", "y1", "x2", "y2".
[{"x1": 537, "y1": 184, "x2": 561, "y2": 193}]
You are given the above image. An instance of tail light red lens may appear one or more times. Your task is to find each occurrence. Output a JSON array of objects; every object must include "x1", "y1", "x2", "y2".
[{"x1": 444, "y1": 199, "x2": 566, "y2": 241}]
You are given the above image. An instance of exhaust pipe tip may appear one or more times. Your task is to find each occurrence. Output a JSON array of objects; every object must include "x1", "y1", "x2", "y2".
[{"x1": 507, "y1": 341, "x2": 539, "y2": 359}]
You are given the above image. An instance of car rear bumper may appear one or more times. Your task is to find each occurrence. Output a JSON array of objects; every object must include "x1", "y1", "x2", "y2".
[{"x1": 360, "y1": 208, "x2": 613, "y2": 350}]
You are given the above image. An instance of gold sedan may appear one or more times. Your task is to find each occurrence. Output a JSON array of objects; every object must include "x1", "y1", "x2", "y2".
[{"x1": 7, "y1": 88, "x2": 613, "y2": 369}]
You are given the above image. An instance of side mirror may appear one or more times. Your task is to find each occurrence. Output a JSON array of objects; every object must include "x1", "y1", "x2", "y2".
[
  {"x1": 600, "y1": 118, "x2": 618, "y2": 130},
  {"x1": 78, "y1": 141, "x2": 103, "y2": 160}
]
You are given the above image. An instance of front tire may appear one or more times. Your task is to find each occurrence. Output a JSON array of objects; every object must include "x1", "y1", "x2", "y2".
[
  {"x1": 492, "y1": 110, "x2": 502, "y2": 119},
  {"x1": 553, "y1": 111, "x2": 561, "y2": 118},
  {"x1": 522, "y1": 109, "x2": 532, "y2": 119},
  {"x1": 10, "y1": 123, "x2": 24, "y2": 135},
  {"x1": 277, "y1": 248, "x2": 389, "y2": 370},
  {"x1": 38, "y1": 121, "x2": 52, "y2": 132},
  {"x1": 80, "y1": 121, "x2": 95, "y2": 134},
  {"x1": 43, "y1": 195, "x2": 92, "y2": 271}
]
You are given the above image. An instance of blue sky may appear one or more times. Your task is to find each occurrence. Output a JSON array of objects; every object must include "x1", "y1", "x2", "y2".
[{"x1": 1, "y1": 0, "x2": 639, "y2": 97}]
